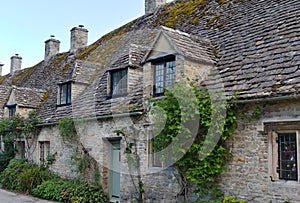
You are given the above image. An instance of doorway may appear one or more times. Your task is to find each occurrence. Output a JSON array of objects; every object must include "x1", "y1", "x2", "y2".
[{"x1": 109, "y1": 140, "x2": 120, "y2": 203}]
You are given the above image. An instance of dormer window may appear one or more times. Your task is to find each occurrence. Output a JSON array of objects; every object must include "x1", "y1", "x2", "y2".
[
  {"x1": 110, "y1": 69, "x2": 128, "y2": 97},
  {"x1": 153, "y1": 56, "x2": 176, "y2": 96},
  {"x1": 7, "y1": 104, "x2": 16, "y2": 117},
  {"x1": 58, "y1": 82, "x2": 72, "y2": 106}
]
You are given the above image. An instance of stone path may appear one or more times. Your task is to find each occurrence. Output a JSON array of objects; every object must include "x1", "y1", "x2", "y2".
[{"x1": 0, "y1": 188, "x2": 57, "y2": 203}]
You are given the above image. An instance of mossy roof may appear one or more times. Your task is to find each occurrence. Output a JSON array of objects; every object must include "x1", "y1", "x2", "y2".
[
  {"x1": 1, "y1": 0, "x2": 300, "y2": 122},
  {"x1": 0, "y1": 85, "x2": 12, "y2": 118}
]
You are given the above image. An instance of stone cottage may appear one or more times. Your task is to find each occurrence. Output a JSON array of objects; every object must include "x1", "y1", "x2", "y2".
[{"x1": 1, "y1": 0, "x2": 300, "y2": 202}]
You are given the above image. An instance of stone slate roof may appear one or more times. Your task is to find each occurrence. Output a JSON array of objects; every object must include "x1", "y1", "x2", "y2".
[
  {"x1": 0, "y1": 85, "x2": 11, "y2": 118},
  {"x1": 145, "y1": 26, "x2": 216, "y2": 65},
  {"x1": 12, "y1": 87, "x2": 46, "y2": 108},
  {"x1": 134, "y1": 0, "x2": 300, "y2": 99},
  {"x1": 0, "y1": 0, "x2": 299, "y2": 122}
]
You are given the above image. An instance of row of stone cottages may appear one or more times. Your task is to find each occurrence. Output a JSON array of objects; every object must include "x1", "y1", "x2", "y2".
[{"x1": 1, "y1": 0, "x2": 300, "y2": 202}]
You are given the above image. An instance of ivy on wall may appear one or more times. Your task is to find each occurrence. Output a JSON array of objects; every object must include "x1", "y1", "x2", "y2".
[
  {"x1": 151, "y1": 82, "x2": 237, "y2": 199},
  {"x1": 57, "y1": 118, "x2": 101, "y2": 183},
  {"x1": 0, "y1": 111, "x2": 40, "y2": 171}
]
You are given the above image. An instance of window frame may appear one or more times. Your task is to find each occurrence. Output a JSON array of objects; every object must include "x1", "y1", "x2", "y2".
[
  {"x1": 268, "y1": 127, "x2": 300, "y2": 182},
  {"x1": 58, "y1": 82, "x2": 72, "y2": 106},
  {"x1": 108, "y1": 68, "x2": 128, "y2": 98},
  {"x1": 39, "y1": 141, "x2": 50, "y2": 165},
  {"x1": 152, "y1": 56, "x2": 176, "y2": 97},
  {"x1": 7, "y1": 104, "x2": 17, "y2": 117},
  {"x1": 277, "y1": 132, "x2": 298, "y2": 181}
]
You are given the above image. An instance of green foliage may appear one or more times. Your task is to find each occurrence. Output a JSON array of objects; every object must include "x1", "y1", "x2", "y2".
[
  {"x1": 0, "y1": 158, "x2": 57, "y2": 194},
  {"x1": 0, "y1": 140, "x2": 15, "y2": 172},
  {"x1": 0, "y1": 111, "x2": 40, "y2": 171},
  {"x1": 222, "y1": 196, "x2": 245, "y2": 203},
  {"x1": 151, "y1": 82, "x2": 236, "y2": 198},
  {"x1": 1, "y1": 158, "x2": 107, "y2": 202},
  {"x1": 32, "y1": 179, "x2": 108, "y2": 203},
  {"x1": 71, "y1": 151, "x2": 91, "y2": 174},
  {"x1": 57, "y1": 118, "x2": 77, "y2": 142},
  {"x1": 16, "y1": 165, "x2": 57, "y2": 193},
  {"x1": 0, "y1": 159, "x2": 28, "y2": 190},
  {"x1": 177, "y1": 196, "x2": 245, "y2": 203}
]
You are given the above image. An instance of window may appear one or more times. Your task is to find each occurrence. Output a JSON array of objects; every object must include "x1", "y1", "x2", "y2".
[
  {"x1": 39, "y1": 141, "x2": 50, "y2": 165},
  {"x1": 153, "y1": 58, "x2": 176, "y2": 96},
  {"x1": 110, "y1": 69, "x2": 128, "y2": 96},
  {"x1": 278, "y1": 133, "x2": 298, "y2": 180},
  {"x1": 59, "y1": 82, "x2": 71, "y2": 105},
  {"x1": 8, "y1": 105, "x2": 16, "y2": 117},
  {"x1": 15, "y1": 141, "x2": 25, "y2": 159}
]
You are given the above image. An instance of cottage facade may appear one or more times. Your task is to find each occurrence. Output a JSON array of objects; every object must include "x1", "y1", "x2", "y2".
[{"x1": 1, "y1": 0, "x2": 300, "y2": 202}]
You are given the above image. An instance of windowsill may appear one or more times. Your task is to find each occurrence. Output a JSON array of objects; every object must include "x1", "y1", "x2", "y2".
[
  {"x1": 153, "y1": 93, "x2": 164, "y2": 97},
  {"x1": 106, "y1": 93, "x2": 128, "y2": 99},
  {"x1": 57, "y1": 103, "x2": 72, "y2": 107},
  {"x1": 271, "y1": 179, "x2": 300, "y2": 185}
]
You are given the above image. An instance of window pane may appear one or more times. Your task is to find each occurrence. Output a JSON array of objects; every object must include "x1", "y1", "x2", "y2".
[
  {"x1": 59, "y1": 83, "x2": 72, "y2": 105},
  {"x1": 112, "y1": 69, "x2": 128, "y2": 95},
  {"x1": 60, "y1": 84, "x2": 67, "y2": 104},
  {"x1": 278, "y1": 133, "x2": 297, "y2": 180},
  {"x1": 67, "y1": 84, "x2": 72, "y2": 104},
  {"x1": 154, "y1": 59, "x2": 176, "y2": 95},
  {"x1": 40, "y1": 142, "x2": 45, "y2": 165},
  {"x1": 9, "y1": 107, "x2": 16, "y2": 117}
]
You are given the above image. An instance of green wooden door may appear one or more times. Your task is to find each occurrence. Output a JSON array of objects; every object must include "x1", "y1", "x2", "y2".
[{"x1": 109, "y1": 141, "x2": 120, "y2": 202}]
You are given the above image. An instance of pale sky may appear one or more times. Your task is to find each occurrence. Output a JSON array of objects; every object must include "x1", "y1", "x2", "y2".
[{"x1": 0, "y1": 1, "x2": 147, "y2": 75}]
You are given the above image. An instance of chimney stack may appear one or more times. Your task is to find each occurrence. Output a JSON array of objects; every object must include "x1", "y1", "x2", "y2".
[
  {"x1": 70, "y1": 25, "x2": 88, "y2": 53},
  {"x1": 45, "y1": 35, "x2": 60, "y2": 60},
  {"x1": 145, "y1": 0, "x2": 166, "y2": 14},
  {"x1": 10, "y1": 54, "x2": 22, "y2": 74},
  {"x1": 0, "y1": 63, "x2": 4, "y2": 76}
]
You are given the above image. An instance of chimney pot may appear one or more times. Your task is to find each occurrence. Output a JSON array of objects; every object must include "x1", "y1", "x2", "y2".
[
  {"x1": 145, "y1": 0, "x2": 166, "y2": 14},
  {"x1": 10, "y1": 54, "x2": 22, "y2": 74},
  {"x1": 45, "y1": 36, "x2": 60, "y2": 60},
  {"x1": 70, "y1": 25, "x2": 88, "y2": 53},
  {"x1": 0, "y1": 63, "x2": 4, "y2": 76}
]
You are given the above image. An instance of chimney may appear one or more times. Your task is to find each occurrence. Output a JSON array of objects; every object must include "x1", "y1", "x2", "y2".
[
  {"x1": 145, "y1": 0, "x2": 166, "y2": 14},
  {"x1": 10, "y1": 54, "x2": 22, "y2": 74},
  {"x1": 0, "y1": 63, "x2": 3, "y2": 76},
  {"x1": 45, "y1": 35, "x2": 60, "y2": 60},
  {"x1": 70, "y1": 25, "x2": 88, "y2": 53}
]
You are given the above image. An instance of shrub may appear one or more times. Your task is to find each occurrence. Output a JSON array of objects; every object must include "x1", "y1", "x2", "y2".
[
  {"x1": 0, "y1": 140, "x2": 15, "y2": 172},
  {"x1": 32, "y1": 179, "x2": 108, "y2": 203},
  {"x1": 0, "y1": 158, "x2": 58, "y2": 193},
  {"x1": 17, "y1": 166, "x2": 57, "y2": 194},
  {"x1": 0, "y1": 158, "x2": 29, "y2": 190},
  {"x1": 32, "y1": 179, "x2": 72, "y2": 202}
]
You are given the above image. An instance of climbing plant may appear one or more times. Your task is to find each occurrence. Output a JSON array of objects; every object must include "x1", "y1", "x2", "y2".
[
  {"x1": 57, "y1": 118, "x2": 78, "y2": 143},
  {"x1": 151, "y1": 82, "x2": 237, "y2": 199},
  {"x1": 114, "y1": 125, "x2": 145, "y2": 203},
  {"x1": 0, "y1": 111, "x2": 40, "y2": 171},
  {"x1": 57, "y1": 118, "x2": 101, "y2": 183}
]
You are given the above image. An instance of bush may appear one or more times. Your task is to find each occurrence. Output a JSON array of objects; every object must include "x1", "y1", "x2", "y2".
[
  {"x1": 0, "y1": 140, "x2": 15, "y2": 172},
  {"x1": 0, "y1": 158, "x2": 29, "y2": 190},
  {"x1": 32, "y1": 179, "x2": 108, "y2": 203},
  {"x1": 32, "y1": 179, "x2": 72, "y2": 202},
  {"x1": 17, "y1": 166, "x2": 57, "y2": 194},
  {"x1": 0, "y1": 158, "x2": 58, "y2": 193}
]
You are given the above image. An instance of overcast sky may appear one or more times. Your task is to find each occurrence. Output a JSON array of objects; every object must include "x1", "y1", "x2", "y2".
[{"x1": 0, "y1": 0, "x2": 147, "y2": 74}]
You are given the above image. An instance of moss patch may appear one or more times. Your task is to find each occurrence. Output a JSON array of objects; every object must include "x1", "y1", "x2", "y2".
[
  {"x1": 47, "y1": 52, "x2": 68, "y2": 75},
  {"x1": 158, "y1": 0, "x2": 230, "y2": 29},
  {"x1": 78, "y1": 19, "x2": 137, "y2": 61},
  {"x1": 12, "y1": 62, "x2": 41, "y2": 85},
  {"x1": 61, "y1": 64, "x2": 71, "y2": 75},
  {"x1": 0, "y1": 74, "x2": 9, "y2": 84}
]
